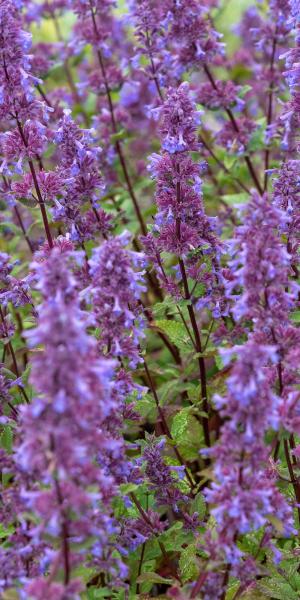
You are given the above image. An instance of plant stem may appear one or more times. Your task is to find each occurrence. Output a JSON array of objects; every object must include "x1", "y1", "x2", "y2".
[
  {"x1": 15, "y1": 118, "x2": 53, "y2": 248},
  {"x1": 264, "y1": 30, "x2": 278, "y2": 192},
  {"x1": 143, "y1": 357, "x2": 194, "y2": 488},
  {"x1": 14, "y1": 205, "x2": 34, "y2": 253}
]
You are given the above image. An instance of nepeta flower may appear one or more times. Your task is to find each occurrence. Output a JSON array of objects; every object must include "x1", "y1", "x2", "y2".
[
  {"x1": 14, "y1": 248, "x2": 125, "y2": 592},
  {"x1": 0, "y1": 0, "x2": 45, "y2": 121},
  {"x1": 167, "y1": 0, "x2": 225, "y2": 73},
  {"x1": 228, "y1": 192, "x2": 293, "y2": 326},
  {"x1": 198, "y1": 80, "x2": 243, "y2": 111},
  {"x1": 205, "y1": 342, "x2": 294, "y2": 564},
  {"x1": 143, "y1": 83, "x2": 223, "y2": 314},
  {"x1": 142, "y1": 437, "x2": 187, "y2": 509},
  {"x1": 89, "y1": 233, "x2": 146, "y2": 367},
  {"x1": 273, "y1": 159, "x2": 300, "y2": 271},
  {"x1": 0, "y1": 251, "x2": 33, "y2": 308},
  {"x1": 53, "y1": 111, "x2": 109, "y2": 241}
]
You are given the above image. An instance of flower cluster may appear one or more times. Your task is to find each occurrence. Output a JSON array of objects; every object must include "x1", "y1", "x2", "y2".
[
  {"x1": 10, "y1": 249, "x2": 125, "y2": 594},
  {"x1": 2, "y1": 1, "x2": 300, "y2": 599}
]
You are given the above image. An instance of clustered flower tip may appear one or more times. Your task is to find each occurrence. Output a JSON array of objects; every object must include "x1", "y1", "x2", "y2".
[{"x1": 1, "y1": 0, "x2": 300, "y2": 597}]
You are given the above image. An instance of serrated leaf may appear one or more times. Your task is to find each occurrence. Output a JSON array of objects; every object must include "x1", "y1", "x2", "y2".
[
  {"x1": 153, "y1": 319, "x2": 192, "y2": 351},
  {"x1": 171, "y1": 408, "x2": 204, "y2": 460},
  {"x1": 1, "y1": 426, "x2": 13, "y2": 453},
  {"x1": 258, "y1": 582, "x2": 299, "y2": 600},
  {"x1": 136, "y1": 572, "x2": 173, "y2": 585},
  {"x1": 171, "y1": 408, "x2": 190, "y2": 439},
  {"x1": 179, "y1": 544, "x2": 198, "y2": 582},
  {"x1": 191, "y1": 493, "x2": 206, "y2": 519}
]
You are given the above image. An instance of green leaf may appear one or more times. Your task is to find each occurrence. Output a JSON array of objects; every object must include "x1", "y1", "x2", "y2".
[
  {"x1": 224, "y1": 155, "x2": 237, "y2": 169},
  {"x1": 191, "y1": 493, "x2": 206, "y2": 519},
  {"x1": 215, "y1": 354, "x2": 225, "y2": 370},
  {"x1": 2, "y1": 590, "x2": 20, "y2": 600},
  {"x1": 171, "y1": 408, "x2": 204, "y2": 460},
  {"x1": 258, "y1": 582, "x2": 299, "y2": 600},
  {"x1": 110, "y1": 129, "x2": 128, "y2": 143},
  {"x1": 136, "y1": 572, "x2": 173, "y2": 585},
  {"x1": 119, "y1": 483, "x2": 138, "y2": 495},
  {"x1": 1, "y1": 426, "x2": 13, "y2": 453},
  {"x1": 153, "y1": 319, "x2": 192, "y2": 352},
  {"x1": 86, "y1": 588, "x2": 112, "y2": 599},
  {"x1": 179, "y1": 544, "x2": 198, "y2": 582},
  {"x1": 238, "y1": 84, "x2": 252, "y2": 97},
  {"x1": 171, "y1": 408, "x2": 190, "y2": 440},
  {"x1": 0, "y1": 523, "x2": 14, "y2": 539},
  {"x1": 291, "y1": 311, "x2": 300, "y2": 323}
]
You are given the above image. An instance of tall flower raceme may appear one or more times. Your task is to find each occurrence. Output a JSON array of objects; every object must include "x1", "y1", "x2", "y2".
[
  {"x1": 202, "y1": 192, "x2": 300, "y2": 594},
  {"x1": 88, "y1": 232, "x2": 147, "y2": 450},
  {"x1": 129, "y1": 0, "x2": 174, "y2": 93},
  {"x1": 52, "y1": 110, "x2": 111, "y2": 243},
  {"x1": 89, "y1": 232, "x2": 146, "y2": 369},
  {"x1": 166, "y1": 0, "x2": 224, "y2": 76},
  {"x1": 202, "y1": 343, "x2": 295, "y2": 598},
  {"x1": 236, "y1": 0, "x2": 293, "y2": 119},
  {"x1": 143, "y1": 82, "x2": 225, "y2": 316},
  {"x1": 3, "y1": 249, "x2": 127, "y2": 597},
  {"x1": 0, "y1": 0, "x2": 55, "y2": 248},
  {"x1": 4, "y1": 1, "x2": 300, "y2": 599},
  {"x1": 271, "y1": 1, "x2": 300, "y2": 274}
]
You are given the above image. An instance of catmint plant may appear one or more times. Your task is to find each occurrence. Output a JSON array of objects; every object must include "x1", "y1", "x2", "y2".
[{"x1": 2, "y1": 0, "x2": 300, "y2": 598}]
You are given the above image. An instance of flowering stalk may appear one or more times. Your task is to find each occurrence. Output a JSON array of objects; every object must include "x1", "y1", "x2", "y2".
[
  {"x1": 0, "y1": 0, "x2": 54, "y2": 247},
  {"x1": 8, "y1": 248, "x2": 127, "y2": 595}
]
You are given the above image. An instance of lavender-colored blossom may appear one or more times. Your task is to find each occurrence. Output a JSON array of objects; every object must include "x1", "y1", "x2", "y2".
[
  {"x1": 142, "y1": 437, "x2": 187, "y2": 509},
  {"x1": 143, "y1": 82, "x2": 224, "y2": 316},
  {"x1": 0, "y1": 251, "x2": 33, "y2": 308},
  {"x1": 89, "y1": 233, "x2": 146, "y2": 367},
  {"x1": 11, "y1": 248, "x2": 126, "y2": 592},
  {"x1": 205, "y1": 342, "x2": 295, "y2": 564},
  {"x1": 53, "y1": 110, "x2": 110, "y2": 241},
  {"x1": 167, "y1": 0, "x2": 225, "y2": 73},
  {"x1": 228, "y1": 192, "x2": 293, "y2": 326}
]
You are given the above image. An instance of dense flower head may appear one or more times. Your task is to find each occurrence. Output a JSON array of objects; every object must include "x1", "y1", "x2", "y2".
[
  {"x1": 2, "y1": 0, "x2": 300, "y2": 597},
  {"x1": 89, "y1": 233, "x2": 146, "y2": 367},
  {"x1": 129, "y1": 0, "x2": 174, "y2": 89},
  {"x1": 290, "y1": 0, "x2": 300, "y2": 21},
  {"x1": 167, "y1": 0, "x2": 225, "y2": 71},
  {"x1": 0, "y1": 0, "x2": 46, "y2": 121},
  {"x1": 12, "y1": 248, "x2": 126, "y2": 592},
  {"x1": 144, "y1": 82, "x2": 223, "y2": 318},
  {"x1": 0, "y1": 251, "x2": 33, "y2": 308},
  {"x1": 156, "y1": 82, "x2": 201, "y2": 153},
  {"x1": 205, "y1": 341, "x2": 295, "y2": 563},
  {"x1": 1, "y1": 120, "x2": 49, "y2": 174},
  {"x1": 142, "y1": 437, "x2": 187, "y2": 508},
  {"x1": 52, "y1": 111, "x2": 109, "y2": 241},
  {"x1": 197, "y1": 80, "x2": 243, "y2": 111},
  {"x1": 273, "y1": 159, "x2": 300, "y2": 268},
  {"x1": 228, "y1": 192, "x2": 293, "y2": 327}
]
